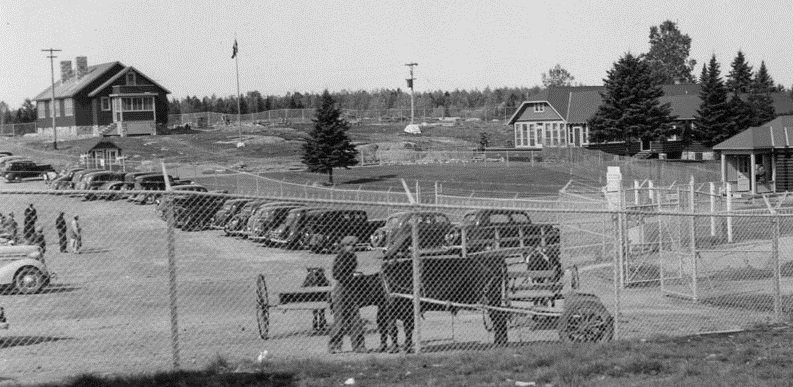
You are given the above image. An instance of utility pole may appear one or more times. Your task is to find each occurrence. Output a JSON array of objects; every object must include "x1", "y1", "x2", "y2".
[
  {"x1": 405, "y1": 63, "x2": 418, "y2": 125},
  {"x1": 42, "y1": 48, "x2": 62, "y2": 150}
]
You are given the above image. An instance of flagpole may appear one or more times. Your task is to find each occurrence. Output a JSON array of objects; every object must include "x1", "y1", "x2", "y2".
[{"x1": 235, "y1": 35, "x2": 242, "y2": 143}]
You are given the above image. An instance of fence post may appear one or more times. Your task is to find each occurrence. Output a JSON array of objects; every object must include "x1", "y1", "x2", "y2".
[
  {"x1": 410, "y1": 210, "x2": 422, "y2": 354},
  {"x1": 770, "y1": 212, "x2": 782, "y2": 322},
  {"x1": 726, "y1": 183, "x2": 733, "y2": 243},
  {"x1": 612, "y1": 212, "x2": 623, "y2": 339},
  {"x1": 709, "y1": 182, "x2": 716, "y2": 236},
  {"x1": 165, "y1": 192, "x2": 181, "y2": 369},
  {"x1": 434, "y1": 181, "x2": 439, "y2": 205},
  {"x1": 648, "y1": 180, "x2": 654, "y2": 203},
  {"x1": 689, "y1": 176, "x2": 697, "y2": 302},
  {"x1": 634, "y1": 180, "x2": 640, "y2": 206}
]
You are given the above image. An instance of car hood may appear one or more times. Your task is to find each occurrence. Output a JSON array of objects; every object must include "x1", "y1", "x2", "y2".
[{"x1": 0, "y1": 244, "x2": 42, "y2": 260}]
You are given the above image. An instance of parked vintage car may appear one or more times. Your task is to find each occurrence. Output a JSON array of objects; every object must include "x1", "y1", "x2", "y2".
[
  {"x1": 443, "y1": 209, "x2": 561, "y2": 255},
  {"x1": 80, "y1": 171, "x2": 126, "y2": 200},
  {"x1": 3, "y1": 161, "x2": 56, "y2": 182},
  {"x1": 0, "y1": 156, "x2": 31, "y2": 172},
  {"x1": 93, "y1": 180, "x2": 127, "y2": 200},
  {"x1": 372, "y1": 211, "x2": 455, "y2": 258},
  {"x1": 265, "y1": 207, "x2": 325, "y2": 248},
  {"x1": 209, "y1": 198, "x2": 253, "y2": 229},
  {"x1": 242, "y1": 202, "x2": 303, "y2": 238},
  {"x1": 248, "y1": 205, "x2": 305, "y2": 243},
  {"x1": 0, "y1": 243, "x2": 53, "y2": 294},
  {"x1": 224, "y1": 200, "x2": 269, "y2": 237},
  {"x1": 302, "y1": 209, "x2": 385, "y2": 253},
  {"x1": 155, "y1": 185, "x2": 227, "y2": 231},
  {"x1": 128, "y1": 174, "x2": 175, "y2": 204},
  {"x1": 50, "y1": 167, "x2": 86, "y2": 190}
]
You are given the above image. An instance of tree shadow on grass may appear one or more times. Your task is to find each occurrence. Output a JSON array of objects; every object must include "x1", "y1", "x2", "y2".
[
  {"x1": 341, "y1": 175, "x2": 398, "y2": 185},
  {"x1": 0, "y1": 335, "x2": 72, "y2": 349}
]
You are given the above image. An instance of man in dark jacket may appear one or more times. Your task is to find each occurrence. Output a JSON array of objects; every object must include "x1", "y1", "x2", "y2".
[
  {"x1": 55, "y1": 212, "x2": 68, "y2": 253},
  {"x1": 30, "y1": 227, "x2": 45, "y2": 255},
  {"x1": 328, "y1": 236, "x2": 366, "y2": 354},
  {"x1": 23, "y1": 203, "x2": 37, "y2": 241}
]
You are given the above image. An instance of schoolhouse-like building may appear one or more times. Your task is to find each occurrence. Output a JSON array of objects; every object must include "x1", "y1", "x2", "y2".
[
  {"x1": 507, "y1": 85, "x2": 793, "y2": 160},
  {"x1": 33, "y1": 57, "x2": 170, "y2": 138}
]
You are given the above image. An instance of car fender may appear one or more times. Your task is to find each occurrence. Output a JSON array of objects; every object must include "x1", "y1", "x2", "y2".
[{"x1": 0, "y1": 258, "x2": 48, "y2": 286}]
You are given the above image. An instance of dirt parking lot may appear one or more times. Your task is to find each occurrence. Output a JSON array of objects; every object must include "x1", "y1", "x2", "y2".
[{"x1": 0, "y1": 177, "x2": 782, "y2": 385}]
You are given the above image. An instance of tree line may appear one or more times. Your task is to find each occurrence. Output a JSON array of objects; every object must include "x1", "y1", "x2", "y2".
[{"x1": 165, "y1": 86, "x2": 543, "y2": 116}]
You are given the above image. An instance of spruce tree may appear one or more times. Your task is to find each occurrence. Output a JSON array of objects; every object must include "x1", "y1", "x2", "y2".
[
  {"x1": 726, "y1": 50, "x2": 753, "y2": 94},
  {"x1": 747, "y1": 61, "x2": 776, "y2": 126},
  {"x1": 302, "y1": 90, "x2": 358, "y2": 185},
  {"x1": 588, "y1": 53, "x2": 676, "y2": 155},
  {"x1": 693, "y1": 55, "x2": 731, "y2": 146}
]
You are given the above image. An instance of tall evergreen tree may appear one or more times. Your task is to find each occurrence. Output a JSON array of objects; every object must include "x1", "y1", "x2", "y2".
[
  {"x1": 301, "y1": 90, "x2": 358, "y2": 184},
  {"x1": 588, "y1": 53, "x2": 676, "y2": 155},
  {"x1": 747, "y1": 61, "x2": 776, "y2": 126},
  {"x1": 644, "y1": 20, "x2": 697, "y2": 84},
  {"x1": 693, "y1": 55, "x2": 732, "y2": 146},
  {"x1": 726, "y1": 50, "x2": 753, "y2": 94}
]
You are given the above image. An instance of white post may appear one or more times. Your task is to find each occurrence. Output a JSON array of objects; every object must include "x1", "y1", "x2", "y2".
[
  {"x1": 720, "y1": 153, "x2": 727, "y2": 184},
  {"x1": 634, "y1": 180, "x2": 640, "y2": 206},
  {"x1": 726, "y1": 182, "x2": 733, "y2": 243},
  {"x1": 689, "y1": 176, "x2": 697, "y2": 301},
  {"x1": 648, "y1": 180, "x2": 654, "y2": 204},
  {"x1": 709, "y1": 182, "x2": 716, "y2": 236},
  {"x1": 750, "y1": 152, "x2": 757, "y2": 195}
]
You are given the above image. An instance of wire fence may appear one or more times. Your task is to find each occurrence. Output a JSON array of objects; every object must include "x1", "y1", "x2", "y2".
[
  {"x1": 167, "y1": 107, "x2": 520, "y2": 128},
  {"x1": 0, "y1": 122, "x2": 37, "y2": 137},
  {"x1": 2, "y1": 176, "x2": 793, "y2": 384}
]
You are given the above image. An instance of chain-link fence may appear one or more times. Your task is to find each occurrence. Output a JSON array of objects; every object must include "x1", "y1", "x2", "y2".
[
  {"x1": 2, "y1": 179, "x2": 792, "y2": 384},
  {"x1": 167, "y1": 107, "x2": 520, "y2": 128},
  {"x1": 0, "y1": 122, "x2": 37, "y2": 137}
]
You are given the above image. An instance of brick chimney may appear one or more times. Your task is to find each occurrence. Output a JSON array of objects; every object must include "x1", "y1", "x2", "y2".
[
  {"x1": 60, "y1": 60, "x2": 73, "y2": 82},
  {"x1": 75, "y1": 56, "x2": 88, "y2": 77}
]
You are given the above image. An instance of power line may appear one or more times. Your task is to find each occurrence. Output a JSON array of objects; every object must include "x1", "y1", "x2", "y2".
[{"x1": 42, "y1": 48, "x2": 62, "y2": 150}]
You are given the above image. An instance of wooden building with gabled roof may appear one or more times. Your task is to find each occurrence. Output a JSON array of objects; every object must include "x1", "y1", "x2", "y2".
[
  {"x1": 33, "y1": 56, "x2": 170, "y2": 138},
  {"x1": 713, "y1": 115, "x2": 793, "y2": 194}
]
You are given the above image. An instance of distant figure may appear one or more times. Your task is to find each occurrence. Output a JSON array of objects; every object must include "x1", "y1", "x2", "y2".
[
  {"x1": 755, "y1": 164, "x2": 766, "y2": 184},
  {"x1": 31, "y1": 227, "x2": 45, "y2": 255},
  {"x1": 23, "y1": 203, "x2": 37, "y2": 241},
  {"x1": 69, "y1": 215, "x2": 82, "y2": 254},
  {"x1": 3, "y1": 212, "x2": 18, "y2": 244},
  {"x1": 56, "y1": 213, "x2": 68, "y2": 253}
]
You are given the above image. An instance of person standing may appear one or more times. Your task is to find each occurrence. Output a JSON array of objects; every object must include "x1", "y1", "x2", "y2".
[
  {"x1": 4, "y1": 212, "x2": 18, "y2": 244},
  {"x1": 56, "y1": 212, "x2": 68, "y2": 253},
  {"x1": 23, "y1": 203, "x2": 37, "y2": 242},
  {"x1": 69, "y1": 215, "x2": 82, "y2": 254},
  {"x1": 328, "y1": 236, "x2": 366, "y2": 354}
]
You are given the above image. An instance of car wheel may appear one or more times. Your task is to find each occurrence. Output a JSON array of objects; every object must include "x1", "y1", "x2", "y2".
[{"x1": 14, "y1": 267, "x2": 45, "y2": 294}]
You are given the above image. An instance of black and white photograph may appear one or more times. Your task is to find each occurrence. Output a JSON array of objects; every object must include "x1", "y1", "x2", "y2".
[{"x1": 1, "y1": 1, "x2": 793, "y2": 385}]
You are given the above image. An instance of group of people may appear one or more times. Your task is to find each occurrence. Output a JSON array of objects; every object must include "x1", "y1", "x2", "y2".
[{"x1": 0, "y1": 203, "x2": 82, "y2": 254}]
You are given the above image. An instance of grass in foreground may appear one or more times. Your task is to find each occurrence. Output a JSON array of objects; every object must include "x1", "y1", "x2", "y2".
[{"x1": 43, "y1": 323, "x2": 793, "y2": 387}]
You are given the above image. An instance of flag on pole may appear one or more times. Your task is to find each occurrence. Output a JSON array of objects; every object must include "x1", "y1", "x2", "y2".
[{"x1": 231, "y1": 39, "x2": 238, "y2": 59}]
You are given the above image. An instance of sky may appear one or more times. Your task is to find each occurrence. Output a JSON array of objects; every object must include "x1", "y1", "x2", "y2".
[{"x1": 1, "y1": 0, "x2": 792, "y2": 108}]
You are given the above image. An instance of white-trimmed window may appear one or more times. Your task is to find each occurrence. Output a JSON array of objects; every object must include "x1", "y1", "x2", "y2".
[
  {"x1": 528, "y1": 123, "x2": 535, "y2": 146},
  {"x1": 64, "y1": 98, "x2": 74, "y2": 117},
  {"x1": 101, "y1": 97, "x2": 111, "y2": 111},
  {"x1": 126, "y1": 72, "x2": 136, "y2": 85},
  {"x1": 536, "y1": 123, "x2": 544, "y2": 146},
  {"x1": 121, "y1": 97, "x2": 154, "y2": 111},
  {"x1": 534, "y1": 103, "x2": 545, "y2": 113},
  {"x1": 54, "y1": 99, "x2": 61, "y2": 117},
  {"x1": 37, "y1": 101, "x2": 46, "y2": 119},
  {"x1": 544, "y1": 123, "x2": 552, "y2": 146},
  {"x1": 560, "y1": 124, "x2": 567, "y2": 146}
]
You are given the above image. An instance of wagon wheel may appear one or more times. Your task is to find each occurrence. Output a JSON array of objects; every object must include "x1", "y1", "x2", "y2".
[
  {"x1": 558, "y1": 297, "x2": 613, "y2": 343},
  {"x1": 255, "y1": 274, "x2": 270, "y2": 340}
]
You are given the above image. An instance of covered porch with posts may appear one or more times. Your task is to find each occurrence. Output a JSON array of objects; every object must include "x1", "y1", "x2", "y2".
[{"x1": 713, "y1": 116, "x2": 793, "y2": 195}]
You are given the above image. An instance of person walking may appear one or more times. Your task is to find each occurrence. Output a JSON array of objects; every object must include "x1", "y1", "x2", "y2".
[
  {"x1": 328, "y1": 236, "x2": 366, "y2": 354},
  {"x1": 56, "y1": 212, "x2": 68, "y2": 253},
  {"x1": 69, "y1": 215, "x2": 82, "y2": 254},
  {"x1": 23, "y1": 203, "x2": 37, "y2": 242},
  {"x1": 30, "y1": 226, "x2": 45, "y2": 255}
]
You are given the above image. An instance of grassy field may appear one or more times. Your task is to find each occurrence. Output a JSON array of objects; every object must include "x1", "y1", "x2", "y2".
[{"x1": 40, "y1": 323, "x2": 793, "y2": 386}]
